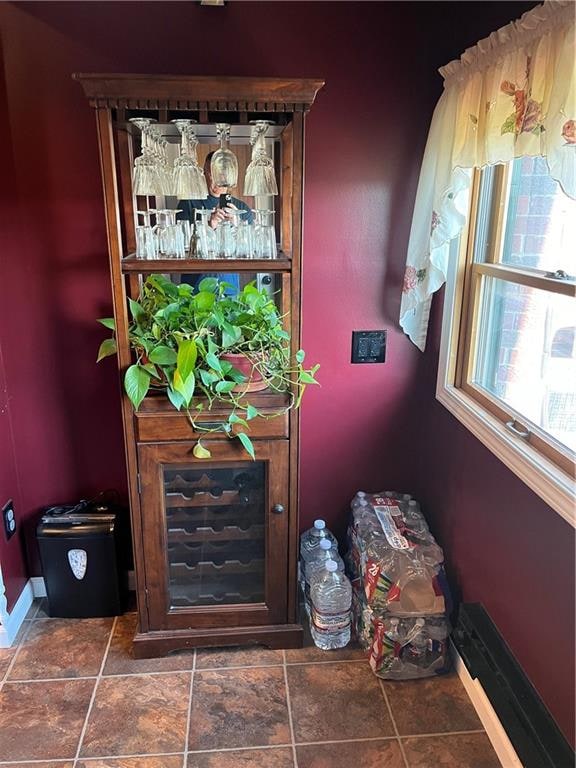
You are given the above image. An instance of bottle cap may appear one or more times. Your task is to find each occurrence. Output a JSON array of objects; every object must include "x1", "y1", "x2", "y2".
[
  {"x1": 357, "y1": 491, "x2": 367, "y2": 498},
  {"x1": 325, "y1": 560, "x2": 338, "y2": 572},
  {"x1": 408, "y1": 500, "x2": 418, "y2": 508},
  {"x1": 313, "y1": 519, "x2": 326, "y2": 530},
  {"x1": 319, "y1": 539, "x2": 332, "y2": 550},
  {"x1": 402, "y1": 494, "x2": 412, "y2": 501}
]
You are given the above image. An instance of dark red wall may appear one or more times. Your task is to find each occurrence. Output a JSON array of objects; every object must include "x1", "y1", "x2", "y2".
[
  {"x1": 3, "y1": 0, "x2": 572, "y2": 748},
  {"x1": 412, "y1": 290, "x2": 575, "y2": 746},
  {"x1": 0, "y1": 0, "x2": 449, "y2": 605}
]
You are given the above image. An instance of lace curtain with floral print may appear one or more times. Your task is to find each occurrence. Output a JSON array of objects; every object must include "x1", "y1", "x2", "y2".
[{"x1": 400, "y1": 0, "x2": 575, "y2": 350}]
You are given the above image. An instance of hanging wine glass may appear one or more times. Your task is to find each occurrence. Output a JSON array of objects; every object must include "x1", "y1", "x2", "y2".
[
  {"x1": 130, "y1": 117, "x2": 159, "y2": 196},
  {"x1": 244, "y1": 120, "x2": 278, "y2": 196},
  {"x1": 171, "y1": 119, "x2": 208, "y2": 200},
  {"x1": 211, "y1": 123, "x2": 238, "y2": 190}
]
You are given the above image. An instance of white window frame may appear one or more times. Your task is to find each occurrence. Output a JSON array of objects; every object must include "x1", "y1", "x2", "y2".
[{"x1": 437, "y1": 228, "x2": 576, "y2": 529}]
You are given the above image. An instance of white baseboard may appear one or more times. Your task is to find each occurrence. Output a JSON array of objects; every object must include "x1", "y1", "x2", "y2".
[
  {"x1": 451, "y1": 641, "x2": 524, "y2": 768},
  {"x1": 30, "y1": 576, "x2": 47, "y2": 598},
  {"x1": 0, "y1": 580, "x2": 34, "y2": 648}
]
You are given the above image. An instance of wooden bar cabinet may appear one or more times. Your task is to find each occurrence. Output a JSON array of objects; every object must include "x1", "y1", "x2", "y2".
[{"x1": 74, "y1": 74, "x2": 324, "y2": 657}]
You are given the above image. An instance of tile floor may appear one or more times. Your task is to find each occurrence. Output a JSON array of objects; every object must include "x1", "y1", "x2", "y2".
[{"x1": 0, "y1": 600, "x2": 501, "y2": 767}]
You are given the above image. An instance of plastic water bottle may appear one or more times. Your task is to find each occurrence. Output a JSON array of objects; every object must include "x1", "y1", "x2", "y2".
[
  {"x1": 310, "y1": 560, "x2": 352, "y2": 649},
  {"x1": 300, "y1": 519, "x2": 337, "y2": 563},
  {"x1": 303, "y1": 539, "x2": 345, "y2": 613}
]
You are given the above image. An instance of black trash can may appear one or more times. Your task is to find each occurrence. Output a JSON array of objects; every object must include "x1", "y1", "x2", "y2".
[{"x1": 37, "y1": 504, "x2": 124, "y2": 618}]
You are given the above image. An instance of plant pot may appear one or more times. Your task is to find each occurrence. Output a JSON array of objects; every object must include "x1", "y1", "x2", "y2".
[{"x1": 220, "y1": 352, "x2": 268, "y2": 393}]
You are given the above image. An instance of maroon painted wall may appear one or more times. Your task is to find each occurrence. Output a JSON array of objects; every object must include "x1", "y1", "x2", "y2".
[
  {"x1": 3, "y1": 0, "x2": 572, "y2": 748},
  {"x1": 412, "y1": 290, "x2": 576, "y2": 746},
  {"x1": 0, "y1": 0, "x2": 450, "y2": 607}
]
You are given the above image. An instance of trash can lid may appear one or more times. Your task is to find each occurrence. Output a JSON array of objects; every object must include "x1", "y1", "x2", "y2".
[{"x1": 37, "y1": 519, "x2": 115, "y2": 537}]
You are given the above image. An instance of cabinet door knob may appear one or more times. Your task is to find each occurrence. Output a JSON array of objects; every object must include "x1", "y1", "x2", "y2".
[{"x1": 272, "y1": 503, "x2": 285, "y2": 514}]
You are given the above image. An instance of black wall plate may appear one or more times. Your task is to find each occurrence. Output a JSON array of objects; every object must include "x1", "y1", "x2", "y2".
[{"x1": 351, "y1": 330, "x2": 387, "y2": 364}]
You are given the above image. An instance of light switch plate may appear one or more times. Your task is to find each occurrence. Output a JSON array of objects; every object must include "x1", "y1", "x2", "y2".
[{"x1": 351, "y1": 330, "x2": 387, "y2": 364}]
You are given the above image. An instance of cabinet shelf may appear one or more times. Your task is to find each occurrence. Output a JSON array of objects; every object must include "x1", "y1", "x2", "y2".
[{"x1": 121, "y1": 254, "x2": 292, "y2": 273}]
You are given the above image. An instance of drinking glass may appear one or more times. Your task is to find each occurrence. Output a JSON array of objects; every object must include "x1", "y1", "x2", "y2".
[
  {"x1": 244, "y1": 121, "x2": 278, "y2": 196},
  {"x1": 253, "y1": 210, "x2": 277, "y2": 259},
  {"x1": 130, "y1": 117, "x2": 159, "y2": 196},
  {"x1": 194, "y1": 209, "x2": 216, "y2": 259},
  {"x1": 135, "y1": 211, "x2": 158, "y2": 259},
  {"x1": 172, "y1": 119, "x2": 208, "y2": 200},
  {"x1": 211, "y1": 124, "x2": 238, "y2": 189},
  {"x1": 166, "y1": 209, "x2": 186, "y2": 258},
  {"x1": 151, "y1": 209, "x2": 185, "y2": 258},
  {"x1": 235, "y1": 219, "x2": 254, "y2": 259},
  {"x1": 217, "y1": 208, "x2": 239, "y2": 258}
]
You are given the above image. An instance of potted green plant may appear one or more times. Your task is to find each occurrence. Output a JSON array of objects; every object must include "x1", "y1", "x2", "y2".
[{"x1": 97, "y1": 275, "x2": 319, "y2": 459}]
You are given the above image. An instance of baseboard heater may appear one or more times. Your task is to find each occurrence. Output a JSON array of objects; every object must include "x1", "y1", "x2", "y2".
[{"x1": 453, "y1": 603, "x2": 573, "y2": 768}]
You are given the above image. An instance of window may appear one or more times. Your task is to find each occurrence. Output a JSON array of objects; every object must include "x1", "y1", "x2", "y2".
[{"x1": 438, "y1": 157, "x2": 576, "y2": 524}]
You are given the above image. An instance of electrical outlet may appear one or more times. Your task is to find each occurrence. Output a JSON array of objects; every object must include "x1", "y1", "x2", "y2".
[{"x1": 2, "y1": 499, "x2": 16, "y2": 541}]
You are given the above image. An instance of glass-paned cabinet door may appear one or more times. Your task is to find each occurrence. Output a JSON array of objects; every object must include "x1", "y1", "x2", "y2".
[{"x1": 138, "y1": 440, "x2": 289, "y2": 630}]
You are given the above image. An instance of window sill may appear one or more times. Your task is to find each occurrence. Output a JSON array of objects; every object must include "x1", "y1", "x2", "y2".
[{"x1": 436, "y1": 382, "x2": 575, "y2": 527}]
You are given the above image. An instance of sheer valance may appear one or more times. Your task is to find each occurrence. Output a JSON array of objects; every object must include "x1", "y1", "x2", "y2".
[{"x1": 400, "y1": 1, "x2": 575, "y2": 350}]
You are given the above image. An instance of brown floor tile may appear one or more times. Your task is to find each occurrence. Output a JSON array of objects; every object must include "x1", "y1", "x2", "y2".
[
  {"x1": 0, "y1": 763, "x2": 74, "y2": 767},
  {"x1": 77, "y1": 759, "x2": 183, "y2": 768},
  {"x1": 9, "y1": 618, "x2": 113, "y2": 680},
  {"x1": 187, "y1": 748, "x2": 294, "y2": 768},
  {"x1": 0, "y1": 679, "x2": 95, "y2": 760},
  {"x1": 189, "y1": 667, "x2": 290, "y2": 751},
  {"x1": 195, "y1": 645, "x2": 284, "y2": 669},
  {"x1": 287, "y1": 662, "x2": 394, "y2": 743},
  {"x1": 285, "y1": 642, "x2": 367, "y2": 664},
  {"x1": 0, "y1": 763, "x2": 74, "y2": 768},
  {"x1": 80, "y1": 673, "x2": 191, "y2": 757},
  {"x1": 384, "y1": 673, "x2": 482, "y2": 735},
  {"x1": 403, "y1": 733, "x2": 501, "y2": 767},
  {"x1": 297, "y1": 740, "x2": 404, "y2": 768},
  {"x1": 103, "y1": 614, "x2": 195, "y2": 675},
  {"x1": 0, "y1": 645, "x2": 17, "y2": 680}
]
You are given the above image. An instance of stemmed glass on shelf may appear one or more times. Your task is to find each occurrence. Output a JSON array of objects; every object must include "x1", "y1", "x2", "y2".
[
  {"x1": 243, "y1": 120, "x2": 278, "y2": 197},
  {"x1": 211, "y1": 124, "x2": 238, "y2": 191},
  {"x1": 130, "y1": 118, "x2": 159, "y2": 196},
  {"x1": 171, "y1": 119, "x2": 208, "y2": 200}
]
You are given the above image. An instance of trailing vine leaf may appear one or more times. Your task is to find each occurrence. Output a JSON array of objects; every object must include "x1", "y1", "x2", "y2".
[
  {"x1": 206, "y1": 352, "x2": 222, "y2": 373},
  {"x1": 174, "y1": 369, "x2": 195, "y2": 406},
  {"x1": 296, "y1": 349, "x2": 305, "y2": 363},
  {"x1": 176, "y1": 339, "x2": 197, "y2": 381},
  {"x1": 229, "y1": 413, "x2": 249, "y2": 429},
  {"x1": 128, "y1": 298, "x2": 146, "y2": 323},
  {"x1": 167, "y1": 388, "x2": 185, "y2": 410},
  {"x1": 193, "y1": 441, "x2": 211, "y2": 459},
  {"x1": 222, "y1": 322, "x2": 242, "y2": 348},
  {"x1": 98, "y1": 318, "x2": 116, "y2": 330},
  {"x1": 97, "y1": 338, "x2": 117, "y2": 362},
  {"x1": 237, "y1": 431, "x2": 255, "y2": 460},
  {"x1": 215, "y1": 380, "x2": 237, "y2": 394},
  {"x1": 141, "y1": 362, "x2": 159, "y2": 378},
  {"x1": 200, "y1": 369, "x2": 219, "y2": 387},
  {"x1": 194, "y1": 291, "x2": 216, "y2": 311},
  {"x1": 246, "y1": 404, "x2": 259, "y2": 420},
  {"x1": 149, "y1": 345, "x2": 177, "y2": 365},
  {"x1": 198, "y1": 277, "x2": 218, "y2": 293},
  {"x1": 124, "y1": 364, "x2": 150, "y2": 409}
]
